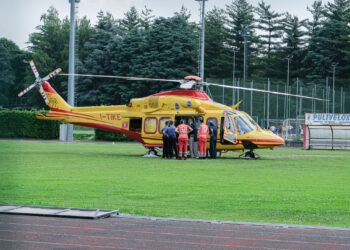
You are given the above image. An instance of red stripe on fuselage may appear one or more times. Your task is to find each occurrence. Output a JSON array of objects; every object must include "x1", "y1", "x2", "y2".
[
  {"x1": 143, "y1": 144, "x2": 163, "y2": 148},
  {"x1": 246, "y1": 138, "x2": 284, "y2": 144},
  {"x1": 49, "y1": 111, "x2": 114, "y2": 125}
]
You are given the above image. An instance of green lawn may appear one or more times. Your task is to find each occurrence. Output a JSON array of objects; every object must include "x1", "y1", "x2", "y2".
[{"x1": 1, "y1": 141, "x2": 350, "y2": 227}]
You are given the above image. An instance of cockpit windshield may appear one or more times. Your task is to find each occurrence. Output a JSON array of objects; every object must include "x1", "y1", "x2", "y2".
[
  {"x1": 223, "y1": 110, "x2": 259, "y2": 135},
  {"x1": 233, "y1": 114, "x2": 257, "y2": 135}
]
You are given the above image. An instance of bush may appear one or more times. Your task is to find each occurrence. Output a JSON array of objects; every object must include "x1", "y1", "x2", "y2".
[
  {"x1": 0, "y1": 110, "x2": 60, "y2": 139},
  {"x1": 95, "y1": 129, "x2": 135, "y2": 142}
]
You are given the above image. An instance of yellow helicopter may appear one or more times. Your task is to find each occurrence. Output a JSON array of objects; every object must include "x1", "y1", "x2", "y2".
[{"x1": 18, "y1": 60, "x2": 324, "y2": 159}]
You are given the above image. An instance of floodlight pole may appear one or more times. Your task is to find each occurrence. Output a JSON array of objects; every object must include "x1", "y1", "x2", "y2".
[
  {"x1": 196, "y1": 0, "x2": 207, "y2": 91},
  {"x1": 66, "y1": 0, "x2": 80, "y2": 142},
  {"x1": 285, "y1": 55, "x2": 292, "y2": 120},
  {"x1": 331, "y1": 63, "x2": 337, "y2": 113},
  {"x1": 232, "y1": 47, "x2": 238, "y2": 105},
  {"x1": 267, "y1": 78, "x2": 270, "y2": 128},
  {"x1": 240, "y1": 25, "x2": 249, "y2": 81}
]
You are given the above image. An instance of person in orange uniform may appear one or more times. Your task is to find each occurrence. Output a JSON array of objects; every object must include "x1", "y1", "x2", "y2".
[
  {"x1": 198, "y1": 117, "x2": 209, "y2": 159},
  {"x1": 176, "y1": 120, "x2": 193, "y2": 160}
]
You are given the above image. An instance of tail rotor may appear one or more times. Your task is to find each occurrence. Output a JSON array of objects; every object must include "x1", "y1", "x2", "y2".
[{"x1": 18, "y1": 60, "x2": 61, "y2": 104}]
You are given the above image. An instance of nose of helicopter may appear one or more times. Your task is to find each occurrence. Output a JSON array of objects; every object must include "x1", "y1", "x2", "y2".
[
  {"x1": 267, "y1": 132, "x2": 285, "y2": 147},
  {"x1": 255, "y1": 130, "x2": 285, "y2": 148},
  {"x1": 273, "y1": 134, "x2": 285, "y2": 146}
]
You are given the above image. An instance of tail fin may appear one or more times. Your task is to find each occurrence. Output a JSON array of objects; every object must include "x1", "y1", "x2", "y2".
[{"x1": 41, "y1": 81, "x2": 71, "y2": 111}]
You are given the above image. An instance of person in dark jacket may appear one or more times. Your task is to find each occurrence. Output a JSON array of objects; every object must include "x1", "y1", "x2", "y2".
[
  {"x1": 209, "y1": 121, "x2": 218, "y2": 159},
  {"x1": 166, "y1": 120, "x2": 177, "y2": 159},
  {"x1": 161, "y1": 121, "x2": 170, "y2": 158},
  {"x1": 189, "y1": 122, "x2": 199, "y2": 158}
]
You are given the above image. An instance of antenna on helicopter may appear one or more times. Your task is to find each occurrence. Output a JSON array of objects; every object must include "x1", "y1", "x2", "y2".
[{"x1": 18, "y1": 60, "x2": 61, "y2": 104}]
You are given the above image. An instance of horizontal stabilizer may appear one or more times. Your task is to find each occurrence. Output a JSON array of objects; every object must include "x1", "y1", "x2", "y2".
[{"x1": 35, "y1": 113, "x2": 71, "y2": 121}]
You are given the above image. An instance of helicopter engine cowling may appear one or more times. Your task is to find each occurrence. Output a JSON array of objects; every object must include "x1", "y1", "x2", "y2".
[{"x1": 179, "y1": 99, "x2": 205, "y2": 114}]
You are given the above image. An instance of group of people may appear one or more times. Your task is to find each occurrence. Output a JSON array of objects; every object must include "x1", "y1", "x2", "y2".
[{"x1": 162, "y1": 117, "x2": 218, "y2": 160}]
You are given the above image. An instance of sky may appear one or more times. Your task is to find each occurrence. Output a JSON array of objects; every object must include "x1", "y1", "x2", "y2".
[{"x1": 1, "y1": 0, "x2": 319, "y2": 49}]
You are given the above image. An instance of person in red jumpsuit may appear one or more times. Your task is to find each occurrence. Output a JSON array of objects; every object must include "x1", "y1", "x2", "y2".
[
  {"x1": 176, "y1": 120, "x2": 193, "y2": 160},
  {"x1": 197, "y1": 117, "x2": 209, "y2": 159}
]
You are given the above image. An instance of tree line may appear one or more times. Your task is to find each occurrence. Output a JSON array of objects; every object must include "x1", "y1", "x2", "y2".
[{"x1": 1, "y1": 0, "x2": 350, "y2": 108}]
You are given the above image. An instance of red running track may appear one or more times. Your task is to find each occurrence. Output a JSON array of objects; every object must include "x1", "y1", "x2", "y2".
[{"x1": 1, "y1": 214, "x2": 350, "y2": 249}]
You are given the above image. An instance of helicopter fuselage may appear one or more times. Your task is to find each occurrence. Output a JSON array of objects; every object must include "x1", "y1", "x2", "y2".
[{"x1": 38, "y1": 82, "x2": 284, "y2": 152}]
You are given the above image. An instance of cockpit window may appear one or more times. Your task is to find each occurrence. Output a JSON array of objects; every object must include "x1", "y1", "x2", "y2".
[
  {"x1": 225, "y1": 115, "x2": 236, "y2": 134},
  {"x1": 234, "y1": 115, "x2": 257, "y2": 135}
]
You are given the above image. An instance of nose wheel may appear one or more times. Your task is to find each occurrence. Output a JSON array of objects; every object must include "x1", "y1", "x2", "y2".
[
  {"x1": 239, "y1": 150, "x2": 260, "y2": 160},
  {"x1": 143, "y1": 148, "x2": 160, "y2": 157}
]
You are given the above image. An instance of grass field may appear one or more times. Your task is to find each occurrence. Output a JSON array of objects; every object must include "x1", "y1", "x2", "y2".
[{"x1": 1, "y1": 141, "x2": 350, "y2": 228}]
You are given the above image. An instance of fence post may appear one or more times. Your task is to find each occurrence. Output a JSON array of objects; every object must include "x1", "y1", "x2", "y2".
[
  {"x1": 276, "y1": 85, "x2": 279, "y2": 121},
  {"x1": 250, "y1": 80, "x2": 253, "y2": 116},
  {"x1": 296, "y1": 78, "x2": 299, "y2": 119},
  {"x1": 263, "y1": 83, "x2": 266, "y2": 128},
  {"x1": 222, "y1": 79, "x2": 225, "y2": 104},
  {"x1": 299, "y1": 87, "x2": 303, "y2": 117},
  {"x1": 232, "y1": 78, "x2": 235, "y2": 105},
  {"x1": 237, "y1": 79, "x2": 240, "y2": 102},
  {"x1": 267, "y1": 78, "x2": 270, "y2": 129}
]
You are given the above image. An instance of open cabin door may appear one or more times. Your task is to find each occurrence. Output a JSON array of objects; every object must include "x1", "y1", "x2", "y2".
[{"x1": 221, "y1": 113, "x2": 238, "y2": 144}]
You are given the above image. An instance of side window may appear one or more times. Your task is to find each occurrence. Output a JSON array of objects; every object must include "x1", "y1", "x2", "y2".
[
  {"x1": 144, "y1": 117, "x2": 157, "y2": 134},
  {"x1": 206, "y1": 117, "x2": 218, "y2": 127},
  {"x1": 225, "y1": 115, "x2": 236, "y2": 134},
  {"x1": 159, "y1": 117, "x2": 172, "y2": 133}
]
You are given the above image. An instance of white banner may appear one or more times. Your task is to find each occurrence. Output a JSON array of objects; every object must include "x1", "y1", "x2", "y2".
[{"x1": 305, "y1": 113, "x2": 350, "y2": 125}]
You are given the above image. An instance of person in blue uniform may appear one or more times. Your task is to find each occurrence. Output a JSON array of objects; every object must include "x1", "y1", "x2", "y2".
[
  {"x1": 166, "y1": 120, "x2": 177, "y2": 159},
  {"x1": 209, "y1": 121, "x2": 218, "y2": 159},
  {"x1": 161, "y1": 121, "x2": 170, "y2": 158}
]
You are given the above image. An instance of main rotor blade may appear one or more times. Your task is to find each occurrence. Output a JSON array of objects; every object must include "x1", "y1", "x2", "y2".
[
  {"x1": 42, "y1": 68, "x2": 62, "y2": 81},
  {"x1": 38, "y1": 85, "x2": 49, "y2": 104},
  {"x1": 29, "y1": 60, "x2": 40, "y2": 79},
  {"x1": 205, "y1": 82, "x2": 328, "y2": 101},
  {"x1": 18, "y1": 82, "x2": 37, "y2": 97},
  {"x1": 60, "y1": 73, "x2": 182, "y2": 83}
]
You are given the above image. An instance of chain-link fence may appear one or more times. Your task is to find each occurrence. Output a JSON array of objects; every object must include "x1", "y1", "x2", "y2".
[{"x1": 207, "y1": 77, "x2": 350, "y2": 129}]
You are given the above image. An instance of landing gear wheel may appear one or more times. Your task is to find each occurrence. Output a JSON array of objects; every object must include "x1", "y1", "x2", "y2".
[
  {"x1": 143, "y1": 148, "x2": 159, "y2": 158},
  {"x1": 239, "y1": 150, "x2": 260, "y2": 160}
]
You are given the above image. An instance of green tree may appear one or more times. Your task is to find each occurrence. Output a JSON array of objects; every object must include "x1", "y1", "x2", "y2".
[
  {"x1": 79, "y1": 11, "x2": 118, "y2": 106},
  {"x1": 0, "y1": 38, "x2": 29, "y2": 108},
  {"x1": 306, "y1": 0, "x2": 324, "y2": 35},
  {"x1": 174, "y1": 5, "x2": 192, "y2": 21},
  {"x1": 280, "y1": 13, "x2": 307, "y2": 78},
  {"x1": 225, "y1": 0, "x2": 258, "y2": 78},
  {"x1": 139, "y1": 6, "x2": 154, "y2": 30},
  {"x1": 26, "y1": 7, "x2": 94, "y2": 107},
  {"x1": 141, "y1": 15, "x2": 197, "y2": 80},
  {"x1": 28, "y1": 6, "x2": 69, "y2": 101},
  {"x1": 109, "y1": 15, "x2": 197, "y2": 103},
  {"x1": 118, "y1": 6, "x2": 140, "y2": 35},
  {"x1": 255, "y1": 1, "x2": 283, "y2": 76},
  {"x1": 77, "y1": 16, "x2": 96, "y2": 62},
  {"x1": 0, "y1": 40, "x2": 15, "y2": 107},
  {"x1": 109, "y1": 29, "x2": 146, "y2": 104},
  {"x1": 302, "y1": 0, "x2": 350, "y2": 80},
  {"x1": 204, "y1": 7, "x2": 231, "y2": 78}
]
